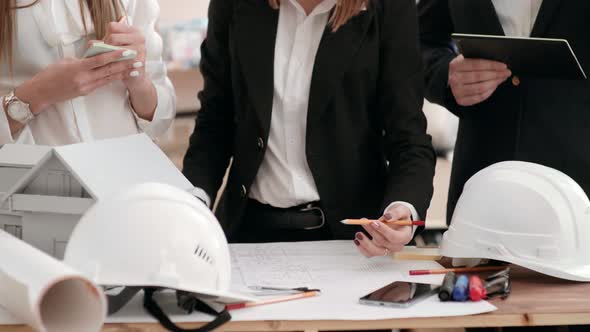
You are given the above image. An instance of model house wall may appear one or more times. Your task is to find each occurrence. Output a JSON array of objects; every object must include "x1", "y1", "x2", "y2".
[
  {"x1": 1, "y1": 215, "x2": 22, "y2": 240},
  {"x1": 0, "y1": 154, "x2": 97, "y2": 259},
  {"x1": 23, "y1": 157, "x2": 85, "y2": 198},
  {"x1": 22, "y1": 213, "x2": 82, "y2": 259}
]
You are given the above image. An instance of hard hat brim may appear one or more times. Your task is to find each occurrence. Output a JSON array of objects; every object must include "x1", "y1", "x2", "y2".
[
  {"x1": 188, "y1": 288, "x2": 257, "y2": 304},
  {"x1": 105, "y1": 282, "x2": 255, "y2": 304},
  {"x1": 507, "y1": 258, "x2": 590, "y2": 282},
  {"x1": 441, "y1": 238, "x2": 590, "y2": 282}
]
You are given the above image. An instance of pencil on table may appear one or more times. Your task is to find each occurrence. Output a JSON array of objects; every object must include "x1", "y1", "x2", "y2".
[
  {"x1": 340, "y1": 219, "x2": 426, "y2": 227},
  {"x1": 226, "y1": 291, "x2": 320, "y2": 311}
]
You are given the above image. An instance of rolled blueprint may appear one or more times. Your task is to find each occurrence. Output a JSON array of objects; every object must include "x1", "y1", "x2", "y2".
[{"x1": 0, "y1": 230, "x2": 106, "y2": 332}]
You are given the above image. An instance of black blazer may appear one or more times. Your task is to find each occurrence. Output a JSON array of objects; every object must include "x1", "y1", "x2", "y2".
[
  {"x1": 183, "y1": 0, "x2": 435, "y2": 240},
  {"x1": 418, "y1": 0, "x2": 590, "y2": 224}
]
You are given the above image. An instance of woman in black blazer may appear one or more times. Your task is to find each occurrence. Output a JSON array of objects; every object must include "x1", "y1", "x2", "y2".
[{"x1": 183, "y1": 0, "x2": 435, "y2": 257}]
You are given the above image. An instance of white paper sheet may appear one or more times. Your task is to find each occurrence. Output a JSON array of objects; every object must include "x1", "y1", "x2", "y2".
[
  {"x1": 109, "y1": 241, "x2": 496, "y2": 323},
  {"x1": 230, "y1": 241, "x2": 445, "y2": 291},
  {"x1": 0, "y1": 241, "x2": 497, "y2": 325}
]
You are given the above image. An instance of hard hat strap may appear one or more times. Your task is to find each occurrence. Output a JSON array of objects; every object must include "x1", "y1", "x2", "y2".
[{"x1": 143, "y1": 288, "x2": 232, "y2": 332}]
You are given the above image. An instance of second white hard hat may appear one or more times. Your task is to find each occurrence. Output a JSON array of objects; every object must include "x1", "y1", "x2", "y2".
[{"x1": 441, "y1": 161, "x2": 590, "y2": 282}]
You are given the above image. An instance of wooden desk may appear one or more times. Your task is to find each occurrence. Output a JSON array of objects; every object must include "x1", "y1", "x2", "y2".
[{"x1": 2, "y1": 267, "x2": 589, "y2": 332}]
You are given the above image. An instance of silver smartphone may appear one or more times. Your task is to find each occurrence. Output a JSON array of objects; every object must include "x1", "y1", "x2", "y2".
[{"x1": 359, "y1": 281, "x2": 440, "y2": 308}]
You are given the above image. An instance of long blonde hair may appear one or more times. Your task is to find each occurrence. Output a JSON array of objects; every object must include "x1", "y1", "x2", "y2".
[
  {"x1": 268, "y1": 0, "x2": 368, "y2": 31},
  {"x1": 0, "y1": 0, "x2": 124, "y2": 67}
]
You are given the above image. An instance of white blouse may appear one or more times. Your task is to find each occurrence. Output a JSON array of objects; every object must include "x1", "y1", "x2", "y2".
[
  {"x1": 249, "y1": 0, "x2": 335, "y2": 208},
  {"x1": 0, "y1": 0, "x2": 176, "y2": 146}
]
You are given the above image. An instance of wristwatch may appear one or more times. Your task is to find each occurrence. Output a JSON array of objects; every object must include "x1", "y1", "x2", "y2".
[{"x1": 4, "y1": 91, "x2": 34, "y2": 124}]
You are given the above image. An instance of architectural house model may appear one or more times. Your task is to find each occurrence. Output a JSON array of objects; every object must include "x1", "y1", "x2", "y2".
[{"x1": 0, "y1": 134, "x2": 194, "y2": 259}]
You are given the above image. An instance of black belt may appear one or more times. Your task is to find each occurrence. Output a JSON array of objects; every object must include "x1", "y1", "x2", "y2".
[{"x1": 246, "y1": 199, "x2": 326, "y2": 230}]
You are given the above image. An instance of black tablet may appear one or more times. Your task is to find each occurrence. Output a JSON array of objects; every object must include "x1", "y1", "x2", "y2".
[{"x1": 452, "y1": 33, "x2": 587, "y2": 80}]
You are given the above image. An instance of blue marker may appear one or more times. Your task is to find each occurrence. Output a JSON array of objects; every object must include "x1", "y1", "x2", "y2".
[{"x1": 452, "y1": 274, "x2": 470, "y2": 301}]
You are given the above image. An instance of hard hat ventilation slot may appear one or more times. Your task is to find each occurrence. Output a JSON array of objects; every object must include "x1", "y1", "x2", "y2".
[{"x1": 194, "y1": 244, "x2": 214, "y2": 265}]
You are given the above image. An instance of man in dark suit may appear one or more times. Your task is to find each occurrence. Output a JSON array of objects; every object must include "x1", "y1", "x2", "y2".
[
  {"x1": 183, "y1": 0, "x2": 435, "y2": 254},
  {"x1": 419, "y1": 1, "x2": 589, "y2": 331},
  {"x1": 418, "y1": 0, "x2": 590, "y2": 225}
]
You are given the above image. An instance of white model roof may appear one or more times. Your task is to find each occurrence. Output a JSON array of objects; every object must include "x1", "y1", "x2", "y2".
[
  {"x1": 0, "y1": 134, "x2": 194, "y2": 202},
  {"x1": 0, "y1": 144, "x2": 51, "y2": 168}
]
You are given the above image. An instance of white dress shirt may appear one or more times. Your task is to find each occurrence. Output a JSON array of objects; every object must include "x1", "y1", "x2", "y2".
[
  {"x1": 492, "y1": 0, "x2": 543, "y2": 37},
  {"x1": 248, "y1": 0, "x2": 335, "y2": 208},
  {"x1": 0, "y1": 0, "x2": 175, "y2": 145}
]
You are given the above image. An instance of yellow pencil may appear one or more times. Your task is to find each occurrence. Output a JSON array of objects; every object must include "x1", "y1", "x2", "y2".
[
  {"x1": 340, "y1": 219, "x2": 426, "y2": 226},
  {"x1": 226, "y1": 291, "x2": 320, "y2": 311}
]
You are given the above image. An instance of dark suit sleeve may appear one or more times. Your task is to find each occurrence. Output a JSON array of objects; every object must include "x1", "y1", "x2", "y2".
[
  {"x1": 182, "y1": 0, "x2": 235, "y2": 200},
  {"x1": 378, "y1": 0, "x2": 436, "y2": 220},
  {"x1": 417, "y1": 0, "x2": 463, "y2": 116}
]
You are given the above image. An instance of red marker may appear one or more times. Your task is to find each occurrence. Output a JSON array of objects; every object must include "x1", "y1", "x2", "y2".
[{"x1": 469, "y1": 275, "x2": 487, "y2": 301}]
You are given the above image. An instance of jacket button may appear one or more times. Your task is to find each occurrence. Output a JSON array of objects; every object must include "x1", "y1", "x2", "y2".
[
  {"x1": 240, "y1": 185, "x2": 247, "y2": 198},
  {"x1": 257, "y1": 137, "x2": 264, "y2": 150},
  {"x1": 511, "y1": 75, "x2": 521, "y2": 87}
]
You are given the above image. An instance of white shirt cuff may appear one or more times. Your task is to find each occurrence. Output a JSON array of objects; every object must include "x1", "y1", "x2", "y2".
[
  {"x1": 0, "y1": 98, "x2": 16, "y2": 144},
  {"x1": 190, "y1": 187, "x2": 212, "y2": 208},
  {"x1": 384, "y1": 201, "x2": 421, "y2": 237},
  {"x1": 128, "y1": 84, "x2": 175, "y2": 139}
]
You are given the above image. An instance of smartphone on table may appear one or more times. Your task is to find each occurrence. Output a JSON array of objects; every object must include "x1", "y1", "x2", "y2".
[{"x1": 359, "y1": 281, "x2": 440, "y2": 308}]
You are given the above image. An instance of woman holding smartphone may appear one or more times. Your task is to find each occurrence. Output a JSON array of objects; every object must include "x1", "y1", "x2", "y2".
[
  {"x1": 184, "y1": 0, "x2": 435, "y2": 257},
  {"x1": 0, "y1": 0, "x2": 175, "y2": 145}
]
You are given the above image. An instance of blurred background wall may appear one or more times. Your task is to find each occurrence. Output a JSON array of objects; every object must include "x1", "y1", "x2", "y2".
[{"x1": 158, "y1": 0, "x2": 209, "y2": 23}]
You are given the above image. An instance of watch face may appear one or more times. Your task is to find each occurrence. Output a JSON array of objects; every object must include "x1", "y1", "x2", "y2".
[{"x1": 7, "y1": 100, "x2": 32, "y2": 123}]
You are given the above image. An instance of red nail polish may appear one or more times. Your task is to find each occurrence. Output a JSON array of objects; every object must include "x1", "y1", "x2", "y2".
[
  {"x1": 383, "y1": 213, "x2": 393, "y2": 220},
  {"x1": 356, "y1": 233, "x2": 364, "y2": 241},
  {"x1": 354, "y1": 240, "x2": 360, "y2": 246}
]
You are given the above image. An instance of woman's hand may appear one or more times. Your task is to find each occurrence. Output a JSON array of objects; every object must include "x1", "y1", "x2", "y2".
[
  {"x1": 103, "y1": 19, "x2": 147, "y2": 89},
  {"x1": 14, "y1": 50, "x2": 136, "y2": 115},
  {"x1": 354, "y1": 204, "x2": 414, "y2": 258},
  {"x1": 103, "y1": 19, "x2": 157, "y2": 120}
]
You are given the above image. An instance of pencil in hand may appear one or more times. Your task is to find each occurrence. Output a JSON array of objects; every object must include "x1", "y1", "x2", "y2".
[{"x1": 340, "y1": 218, "x2": 426, "y2": 227}]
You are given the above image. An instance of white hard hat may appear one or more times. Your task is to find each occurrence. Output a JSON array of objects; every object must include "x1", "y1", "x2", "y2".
[
  {"x1": 64, "y1": 182, "x2": 252, "y2": 305},
  {"x1": 441, "y1": 161, "x2": 590, "y2": 282}
]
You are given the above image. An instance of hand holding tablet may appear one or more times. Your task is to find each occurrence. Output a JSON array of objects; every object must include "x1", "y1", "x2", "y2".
[{"x1": 452, "y1": 33, "x2": 587, "y2": 80}]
